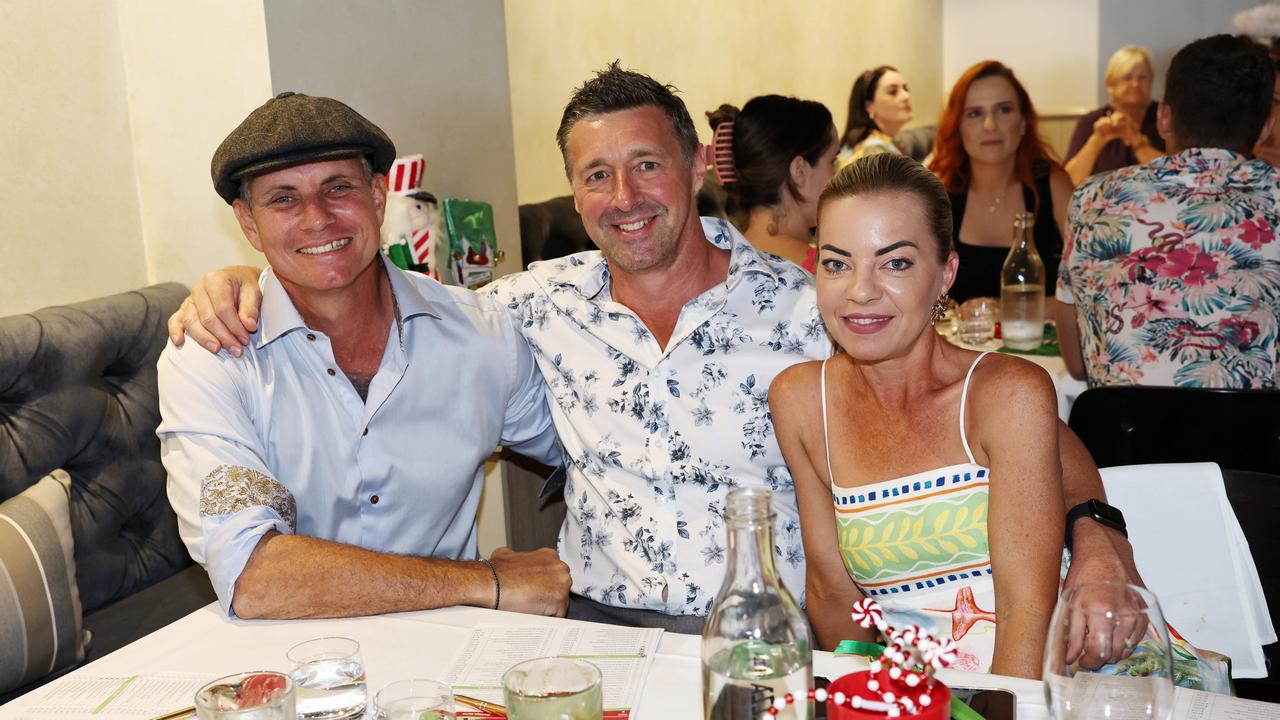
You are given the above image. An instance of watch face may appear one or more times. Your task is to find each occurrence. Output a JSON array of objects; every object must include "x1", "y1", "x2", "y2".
[{"x1": 1089, "y1": 499, "x2": 1125, "y2": 527}]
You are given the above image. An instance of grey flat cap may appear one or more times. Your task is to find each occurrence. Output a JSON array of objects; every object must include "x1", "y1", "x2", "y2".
[{"x1": 211, "y1": 91, "x2": 396, "y2": 204}]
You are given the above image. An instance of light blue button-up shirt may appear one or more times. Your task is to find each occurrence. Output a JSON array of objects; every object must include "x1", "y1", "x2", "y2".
[{"x1": 159, "y1": 257, "x2": 559, "y2": 615}]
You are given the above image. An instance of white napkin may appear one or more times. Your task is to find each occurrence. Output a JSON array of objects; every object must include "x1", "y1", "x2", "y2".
[{"x1": 1100, "y1": 463, "x2": 1275, "y2": 678}]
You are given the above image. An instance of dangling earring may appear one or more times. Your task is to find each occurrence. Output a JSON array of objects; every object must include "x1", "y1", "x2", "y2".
[{"x1": 930, "y1": 293, "x2": 951, "y2": 322}]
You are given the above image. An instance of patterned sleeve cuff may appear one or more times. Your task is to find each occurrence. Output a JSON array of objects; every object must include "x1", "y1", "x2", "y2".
[{"x1": 198, "y1": 465, "x2": 298, "y2": 617}]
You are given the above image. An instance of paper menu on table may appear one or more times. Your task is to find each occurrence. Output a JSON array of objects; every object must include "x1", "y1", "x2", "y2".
[
  {"x1": 445, "y1": 624, "x2": 662, "y2": 719},
  {"x1": 1173, "y1": 687, "x2": 1280, "y2": 719},
  {"x1": 7, "y1": 673, "x2": 208, "y2": 719}
]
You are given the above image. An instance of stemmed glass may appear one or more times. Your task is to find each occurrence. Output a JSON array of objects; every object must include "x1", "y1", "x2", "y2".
[{"x1": 1043, "y1": 583, "x2": 1174, "y2": 720}]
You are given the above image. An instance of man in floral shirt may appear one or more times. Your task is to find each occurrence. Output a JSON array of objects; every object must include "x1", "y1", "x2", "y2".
[
  {"x1": 1058, "y1": 35, "x2": 1280, "y2": 388},
  {"x1": 484, "y1": 63, "x2": 831, "y2": 630}
]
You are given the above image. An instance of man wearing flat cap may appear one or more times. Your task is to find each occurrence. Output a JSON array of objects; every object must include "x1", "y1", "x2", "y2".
[{"x1": 158, "y1": 92, "x2": 570, "y2": 619}]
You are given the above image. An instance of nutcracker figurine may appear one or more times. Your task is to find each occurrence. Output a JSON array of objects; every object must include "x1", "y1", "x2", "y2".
[{"x1": 381, "y1": 154, "x2": 450, "y2": 282}]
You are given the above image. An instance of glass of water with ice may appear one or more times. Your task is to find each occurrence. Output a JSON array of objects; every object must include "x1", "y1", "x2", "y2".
[
  {"x1": 502, "y1": 657, "x2": 603, "y2": 720},
  {"x1": 287, "y1": 636, "x2": 367, "y2": 720},
  {"x1": 958, "y1": 297, "x2": 998, "y2": 346}
]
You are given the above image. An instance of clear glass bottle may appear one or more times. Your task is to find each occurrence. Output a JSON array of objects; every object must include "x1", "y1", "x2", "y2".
[
  {"x1": 702, "y1": 487, "x2": 812, "y2": 720},
  {"x1": 1000, "y1": 211, "x2": 1046, "y2": 350}
]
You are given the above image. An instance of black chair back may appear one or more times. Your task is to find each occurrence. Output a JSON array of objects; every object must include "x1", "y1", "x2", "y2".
[
  {"x1": 1068, "y1": 387, "x2": 1280, "y2": 473},
  {"x1": 1222, "y1": 469, "x2": 1280, "y2": 700}
]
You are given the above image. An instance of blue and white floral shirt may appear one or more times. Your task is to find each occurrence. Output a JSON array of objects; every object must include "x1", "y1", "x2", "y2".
[{"x1": 486, "y1": 217, "x2": 831, "y2": 615}]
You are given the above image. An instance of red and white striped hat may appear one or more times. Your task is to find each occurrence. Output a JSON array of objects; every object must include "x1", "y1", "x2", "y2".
[{"x1": 386, "y1": 154, "x2": 426, "y2": 195}]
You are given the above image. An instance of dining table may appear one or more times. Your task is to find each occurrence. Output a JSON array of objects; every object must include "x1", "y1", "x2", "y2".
[
  {"x1": 2, "y1": 602, "x2": 1050, "y2": 719},
  {"x1": 5, "y1": 600, "x2": 1273, "y2": 719}
]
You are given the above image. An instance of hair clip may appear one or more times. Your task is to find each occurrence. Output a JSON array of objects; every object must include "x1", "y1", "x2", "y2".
[{"x1": 712, "y1": 120, "x2": 738, "y2": 185}]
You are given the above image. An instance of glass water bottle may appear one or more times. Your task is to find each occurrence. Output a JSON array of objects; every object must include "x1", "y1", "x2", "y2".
[
  {"x1": 702, "y1": 487, "x2": 812, "y2": 720},
  {"x1": 1000, "y1": 212, "x2": 1046, "y2": 350}
]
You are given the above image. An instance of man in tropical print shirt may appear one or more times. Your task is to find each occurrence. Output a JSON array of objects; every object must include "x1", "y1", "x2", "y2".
[{"x1": 1057, "y1": 35, "x2": 1280, "y2": 388}]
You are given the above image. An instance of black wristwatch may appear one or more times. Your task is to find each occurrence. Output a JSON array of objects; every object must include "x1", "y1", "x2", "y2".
[{"x1": 1064, "y1": 499, "x2": 1127, "y2": 552}]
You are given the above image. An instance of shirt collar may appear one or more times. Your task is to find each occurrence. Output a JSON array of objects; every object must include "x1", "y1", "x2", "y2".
[
  {"x1": 1159, "y1": 146, "x2": 1254, "y2": 171},
  {"x1": 256, "y1": 253, "x2": 440, "y2": 348},
  {"x1": 535, "y1": 216, "x2": 784, "y2": 300}
]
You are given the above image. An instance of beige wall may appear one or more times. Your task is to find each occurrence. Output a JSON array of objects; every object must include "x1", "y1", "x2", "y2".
[
  {"x1": 505, "y1": 0, "x2": 945, "y2": 205},
  {"x1": 943, "y1": 0, "x2": 1100, "y2": 115},
  {"x1": 0, "y1": 1, "x2": 148, "y2": 315},
  {"x1": 117, "y1": 0, "x2": 273, "y2": 287},
  {"x1": 0, "y1": 0, "x2": 272, "y2": 316}
]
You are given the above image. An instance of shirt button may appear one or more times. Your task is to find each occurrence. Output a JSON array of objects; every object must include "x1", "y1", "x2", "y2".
[
  {"x1": 370, "y1": 494, "x2": 380, "y2": 505},
  {"x1": 327, "y1": 368, "x2": 336, "y2": 376},
  {"x1": 306, "y1": 333, "x2": 316, "y2": 341},
  {"x1": 362, "y1": 427, "x2": 369, "y2": 436}
]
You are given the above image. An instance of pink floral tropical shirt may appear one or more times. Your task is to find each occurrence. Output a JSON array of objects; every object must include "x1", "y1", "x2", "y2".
[{"x1": 1057, "y1": 148, "x2": 1280, "y2": 388}]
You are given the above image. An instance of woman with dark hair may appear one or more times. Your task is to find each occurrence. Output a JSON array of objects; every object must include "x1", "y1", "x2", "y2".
[
  {"x1": 835, "y1": 66, "x2": 913, "y2": 171},
  {"x1": 928, "y1": 61, "x2": 1073, "y2": 304},
  {"x1": 707, "y1": 94, "x2": 839, "y2": 271},
  {"x1": 769, "y1": 152, "x2": 1066, "y2": 677}
]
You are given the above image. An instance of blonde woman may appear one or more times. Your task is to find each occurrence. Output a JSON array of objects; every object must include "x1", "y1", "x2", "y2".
[{"x1": 1063, "y1": 45, "x2": 1165, "y2": 184}]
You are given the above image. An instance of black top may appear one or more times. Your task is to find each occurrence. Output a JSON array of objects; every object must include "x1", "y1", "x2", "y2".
[
  {"x1": 1064, "y1": 101, "x2": 1164, "y2": 177},
  {"x1": 948, "y1": 161, "x2": 1062, "y2": 303}
]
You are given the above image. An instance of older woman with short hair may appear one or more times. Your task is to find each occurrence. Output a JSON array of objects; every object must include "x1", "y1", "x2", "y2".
[{"x1": 1063, "y1": 45, "x2": 1165, "y2": 184}]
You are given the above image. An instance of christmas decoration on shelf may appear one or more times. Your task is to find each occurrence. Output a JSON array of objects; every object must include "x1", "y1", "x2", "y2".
[{"x1": 381, "y1": 154, "x2": 451, "y2": 282}]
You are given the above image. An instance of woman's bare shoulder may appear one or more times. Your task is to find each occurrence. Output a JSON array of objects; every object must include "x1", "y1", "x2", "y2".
[
  {"x1": 967, "y1": 353, "x2": 1057, "y2": 414},
  {"x1": 770, "y1": 359, "x2": 825, "y2": 394},
  {"x1": 768, "y1": 359, "x2": 827, "y2": 417}
]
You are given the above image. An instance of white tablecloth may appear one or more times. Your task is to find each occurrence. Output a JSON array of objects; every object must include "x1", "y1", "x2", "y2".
[{"x1": 0, "y1": 604, "x2": 1051, "y2": 719}]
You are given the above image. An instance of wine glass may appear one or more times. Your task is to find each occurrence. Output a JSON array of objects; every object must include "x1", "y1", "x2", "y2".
[{"x1": 1043, "y1": 583, "x2": 1174, "y2": 720}]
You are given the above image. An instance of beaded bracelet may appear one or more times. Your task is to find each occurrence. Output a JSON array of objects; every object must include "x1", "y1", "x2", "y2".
[{"x1": 479, "y1": 558, "x2": 500, "y2": 610}]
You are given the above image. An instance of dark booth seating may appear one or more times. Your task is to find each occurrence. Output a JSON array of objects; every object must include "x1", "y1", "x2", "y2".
[{"x1": 0, "y1": 284, "x2": 216, "y2": 700}]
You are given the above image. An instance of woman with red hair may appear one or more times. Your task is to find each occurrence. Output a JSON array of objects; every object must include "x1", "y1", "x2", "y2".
[{"x1": 928, "y1": 61, "x2": 1073, "y2": 304}]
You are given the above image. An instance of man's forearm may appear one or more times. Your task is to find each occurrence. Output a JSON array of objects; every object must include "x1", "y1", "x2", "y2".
[{"x1": 231, "y1": 532, "x2": 493, "y2": 619}]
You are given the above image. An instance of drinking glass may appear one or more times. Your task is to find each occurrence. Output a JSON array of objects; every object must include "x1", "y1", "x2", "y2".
[
  {"x1": 194, "y1": 670, "x2": 295, "y2": 719},
  {"x1": 287, "y1": 636, "x2": 368, "y2": 720},
  {"x1": 372, "y1": 679, "x2": 454, "y2": 720},
  {"x1": 502, "y1": 657, "x2": 603, "y2": 720},
  {"x1": 1043, "y1": 583, "x2": 1174, "y2": 720},
  {"x1": 958, "y1": 297, "x2": 998, "y2": 345}
]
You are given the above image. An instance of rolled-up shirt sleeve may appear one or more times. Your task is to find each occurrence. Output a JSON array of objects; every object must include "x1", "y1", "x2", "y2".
[{"x1": 157, "y1": 341, "x2": 294, "y2": 617}]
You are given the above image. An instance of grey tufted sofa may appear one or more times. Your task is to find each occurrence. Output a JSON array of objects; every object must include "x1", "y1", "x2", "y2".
[{"x1": 0, "y1": 283, "x2": 216, "y2": 698}]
